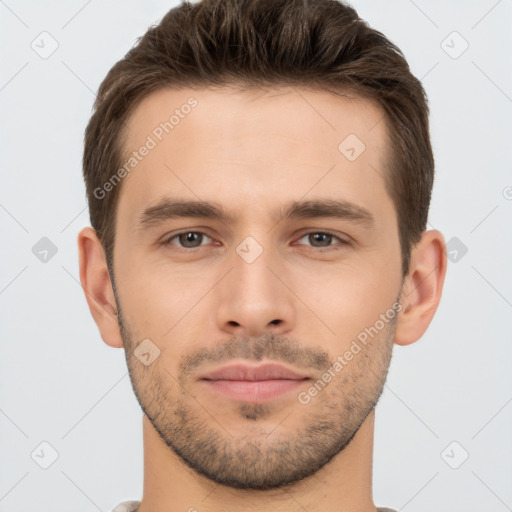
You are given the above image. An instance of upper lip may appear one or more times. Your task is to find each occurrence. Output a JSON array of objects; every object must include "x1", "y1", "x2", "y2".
[{"x1": 198, "y1": 362, "x2": 310, "y2": 381}]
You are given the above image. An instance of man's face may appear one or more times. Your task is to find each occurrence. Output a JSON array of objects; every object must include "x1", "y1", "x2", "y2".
[{"x1": 112, "y1": 86, "x2": 404, "y2": 489}]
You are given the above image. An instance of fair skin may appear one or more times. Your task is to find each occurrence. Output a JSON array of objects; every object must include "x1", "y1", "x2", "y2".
[{"x1": 78, "y1": 86, "x2": 446, "y2": 512}]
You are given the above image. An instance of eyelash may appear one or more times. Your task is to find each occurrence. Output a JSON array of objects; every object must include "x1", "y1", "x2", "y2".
[{"x1": 162, "y1": 230, "x2": 350, "y2": 250}]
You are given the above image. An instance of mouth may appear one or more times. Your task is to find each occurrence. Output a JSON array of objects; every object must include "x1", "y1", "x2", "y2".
[{"x1": 197, "y1": 362, "x2": 311, "y2": 403}]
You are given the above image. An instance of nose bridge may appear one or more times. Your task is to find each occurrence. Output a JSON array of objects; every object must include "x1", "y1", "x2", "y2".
[{"x1": 215, "y1": 235, "x2": 295, "y2": 335}]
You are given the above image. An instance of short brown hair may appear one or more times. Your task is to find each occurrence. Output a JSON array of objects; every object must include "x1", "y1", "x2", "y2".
[{"x1": 83, "y1": 0, "x2": 434, "y2": 278}]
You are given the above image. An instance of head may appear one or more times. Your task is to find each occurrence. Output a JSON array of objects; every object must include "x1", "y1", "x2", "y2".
[{"x1": 79, "y1": 0, "x2": 446, "y2": 490}]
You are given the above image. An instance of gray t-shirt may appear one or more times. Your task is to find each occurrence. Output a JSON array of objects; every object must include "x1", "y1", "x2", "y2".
[{"x1": 112, "y1": 500, "x2": 397, "y2": 511}]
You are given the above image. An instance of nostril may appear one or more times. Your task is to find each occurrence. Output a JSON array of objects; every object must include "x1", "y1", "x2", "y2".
[{"x1": 269, "y1": 319, "x2": 282, "y2": 325}]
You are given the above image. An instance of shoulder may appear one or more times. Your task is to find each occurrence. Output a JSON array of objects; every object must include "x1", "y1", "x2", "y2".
[{"x1": 111, "y1": 500, "x2": 140, "y2": 512}]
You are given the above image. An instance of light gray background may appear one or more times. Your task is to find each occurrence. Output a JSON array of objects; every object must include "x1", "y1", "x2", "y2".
[{"x1": 1, "y1": 1, "x2": 511, "y2": 511}]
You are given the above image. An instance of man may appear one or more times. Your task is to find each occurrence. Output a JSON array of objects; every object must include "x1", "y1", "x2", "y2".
[{"x1": 78, "y1": 0, "x2": 447, "y2": 510}]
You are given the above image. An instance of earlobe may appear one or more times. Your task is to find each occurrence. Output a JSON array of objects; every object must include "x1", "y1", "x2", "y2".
[
  {"x1": 77, "y1": 227, "x2": 124, "y2": 349},
  {"x1": 394, "y1": 230, "x2": 448, "y2": 346}
]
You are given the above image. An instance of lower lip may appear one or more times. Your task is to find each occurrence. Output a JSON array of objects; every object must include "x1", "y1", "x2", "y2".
[{"x1": 201, "y1": 379, "x2": 309, "y2": 403}]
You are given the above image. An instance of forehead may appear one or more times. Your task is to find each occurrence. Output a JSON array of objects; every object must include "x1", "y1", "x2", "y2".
[{"x1": 116, "y1": 85, "x2": 391, "y2": 227}]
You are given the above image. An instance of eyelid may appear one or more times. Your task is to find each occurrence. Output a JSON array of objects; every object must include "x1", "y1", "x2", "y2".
[
  {"x1": 162, "y1": 229, "x2": 214, "y2": 247},
  {"x1": 161, "y1": 228, "x2": 351, "y2": 249},
  {"x1": 294, "y1": 229, "x2": 351, "y2": 246}
]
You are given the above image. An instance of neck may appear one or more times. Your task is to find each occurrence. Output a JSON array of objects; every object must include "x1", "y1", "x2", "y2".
[{"x1": 137, "y1": 409, "x2": 378, "y2": 512}]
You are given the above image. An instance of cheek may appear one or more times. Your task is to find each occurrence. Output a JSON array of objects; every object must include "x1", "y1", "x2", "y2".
[
  {"x1": 117, "y1": 266, "x2": 221, "y2": 365},
  {"x1": 291, "y1": 259, "x2": 399, "y2": 343},
  {"x1": 119, "y1": 265, "x2": 208, "y2": 320}
]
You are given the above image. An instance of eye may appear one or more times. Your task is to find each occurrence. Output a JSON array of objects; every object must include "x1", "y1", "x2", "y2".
[
  {"x1": 296, "y1": 231, "x2": 348, "y2": 248},
  {"x1": 164, "y1": 231, "x2": 213, "y2": 248}
]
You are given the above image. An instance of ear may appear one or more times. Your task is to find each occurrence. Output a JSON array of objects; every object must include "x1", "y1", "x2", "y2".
[
  {"x1": 77, "y1": 227, "x2": 124, "y2": 348},
  {"x1": 394, "y1": 229, "x2": 448, "y2": 346}
]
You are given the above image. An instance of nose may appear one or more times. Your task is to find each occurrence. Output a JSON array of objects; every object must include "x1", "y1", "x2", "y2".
[{"x1": 215, "y1": 243, "x2": 296, "y2": 337}]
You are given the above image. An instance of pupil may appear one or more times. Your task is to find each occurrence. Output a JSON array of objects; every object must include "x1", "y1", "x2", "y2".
[
  {"x1": 181, "y1": 232, "x2": 201, "y2": 247},
  {"x1": 311, "y1": 233, "x2": 331, "y2": 246}
]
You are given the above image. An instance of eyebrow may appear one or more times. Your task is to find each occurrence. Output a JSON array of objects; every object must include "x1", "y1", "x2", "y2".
[{"x1": 135, "y1": 197, "x2": 375, "y2": 231}]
